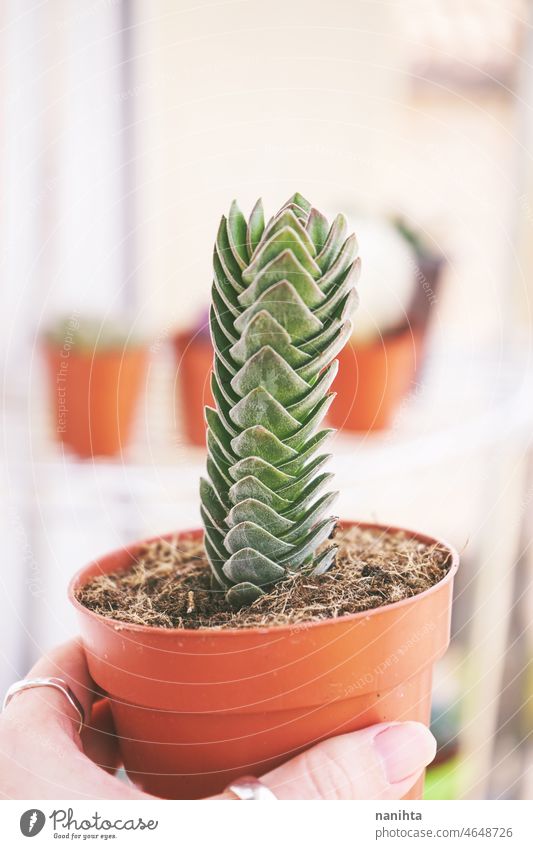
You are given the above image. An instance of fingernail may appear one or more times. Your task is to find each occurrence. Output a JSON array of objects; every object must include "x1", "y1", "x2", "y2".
[{"x1": 374, "y1": 722, "x2": 437, "y2": 784}]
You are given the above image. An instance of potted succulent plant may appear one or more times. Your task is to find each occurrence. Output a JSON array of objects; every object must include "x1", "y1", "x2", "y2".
[
  {"x1": 393, "y1": 216, "x2": 446, "y2": 366},
  {"x1": 43, "y1": 316, "x2": 148, "y2": 458},
  {"x1": 328, "y1": 217, "x2": 445, "y2": 433},
  {"x1": 70, "y1": 194, "x2": 458, "y2": 800}
]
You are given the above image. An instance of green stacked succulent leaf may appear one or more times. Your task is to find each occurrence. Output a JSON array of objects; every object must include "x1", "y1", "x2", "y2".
[{"x1": 200, "y1": 193, "x2": 360, "y2": 607}]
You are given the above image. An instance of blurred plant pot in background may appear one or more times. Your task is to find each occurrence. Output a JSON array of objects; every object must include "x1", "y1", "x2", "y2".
[
  {"x1": 410, "y1": 253, "x2": 446, "y2": 370},
  {"x1": 173, "y1": 331, "x2": 213, "y2": 447},
  {"x1": 409, "y1": 254, "x2": 445, "y2": 334},
  {"x1": 172, "y1": 253, "x2": 446, "y2": 441},
  {"x1": 328, "y1": 252, "x2": 445, "y2": 434},
  {"x1": 70, "y1": 521, "x2": 458, "y2": 801},
  {"x1": 44, "y1": 345, "x2": 148, "y2": 459},
  {"x1": 328, "y1": 327, "x2": 420, "y2": 432}
]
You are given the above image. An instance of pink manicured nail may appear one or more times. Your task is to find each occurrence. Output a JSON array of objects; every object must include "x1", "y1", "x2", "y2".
[{"x1": 373, "y1": 722, "x2": 437, "y2": 784}]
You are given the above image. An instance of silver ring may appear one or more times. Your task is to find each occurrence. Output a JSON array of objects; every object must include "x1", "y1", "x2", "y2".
[
  {"x1": 226, "y1": 775, "x2": 278, "y2": 800},
  {"x1": 2, "y1": 677, "x2": 85, "y2": 735}
]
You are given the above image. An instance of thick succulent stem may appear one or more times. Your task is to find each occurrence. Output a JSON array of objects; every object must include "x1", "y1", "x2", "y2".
[{"x1": 200, "y1": 193, "x2": 360, "y2": 606}]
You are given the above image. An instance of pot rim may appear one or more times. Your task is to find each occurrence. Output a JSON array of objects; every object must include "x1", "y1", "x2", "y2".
[{"x1": 68, "y1": 521, "x2": 459, "y2": 638}]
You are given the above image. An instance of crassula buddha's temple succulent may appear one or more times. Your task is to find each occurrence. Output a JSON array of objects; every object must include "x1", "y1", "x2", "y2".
[{"x1": 200, "y1": 193, "x2": 360, "y2": 607}]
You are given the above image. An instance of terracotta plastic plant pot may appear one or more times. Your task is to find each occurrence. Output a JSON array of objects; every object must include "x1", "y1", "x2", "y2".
[
  {"x1": 328, "y1": 328, "x2": 420, "y2": 433},
  {"x1": 409, "y1": 253, "x2": 445, "y2": 378},
  {"x1": 408, "y1": 254, "x2": 445, "y2": 333},
  {"x1": 45, "y1": 345, "x2": 148, "y2": 459},
  {"x1": 173, "y1": 332, "x2": 214, "y2": 447},
  {"x1": 328, "y1": 252, "x2": 445, "y2": 435},
  {"x1": 69, "y1": 520, "x2": 458, "y2": 801}
]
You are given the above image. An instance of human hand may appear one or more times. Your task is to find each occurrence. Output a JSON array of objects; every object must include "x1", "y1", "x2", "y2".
[{"x1": 0, "y1": 639, "x2": 436, "y2": 800}]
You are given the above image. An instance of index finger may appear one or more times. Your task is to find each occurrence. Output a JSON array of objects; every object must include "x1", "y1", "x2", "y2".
[{"x1": 5, "y1": 638, "x2": 99, "y2": 741}]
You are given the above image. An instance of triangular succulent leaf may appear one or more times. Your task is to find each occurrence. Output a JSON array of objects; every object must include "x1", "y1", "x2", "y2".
[
  {"x1": 227, "y1": 200, "x2": 249, "y2": 269},
  {"x1": 306, "y1": 208, "x2": 329, "y2": 251},
  {"x1": 226, "y1": 582, "x2": 265, "y2": 608},
  {"x1": 247, "y1": 199, "x2": 265, "y2": 257}
]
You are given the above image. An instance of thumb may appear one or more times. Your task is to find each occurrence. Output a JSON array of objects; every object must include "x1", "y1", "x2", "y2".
[{"x1": 226, "y1": 722, "x2": 436, "y2": 800}]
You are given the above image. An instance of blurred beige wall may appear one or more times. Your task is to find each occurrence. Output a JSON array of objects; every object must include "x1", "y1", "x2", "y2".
[
  {"x1": 134, "y1": 0, "x2": 410, "y2": 330},
  {"x1": 133, "y1": 0, "x2": 524, "y2": 350}
]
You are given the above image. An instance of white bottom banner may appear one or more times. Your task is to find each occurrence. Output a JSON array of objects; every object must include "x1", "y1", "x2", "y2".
[
  {"x1": 0, "y1": 800, "x2": 533, "y2": 849},
  {"x1": 0, "y1": 800, "x2": 529, "y2": 849}
]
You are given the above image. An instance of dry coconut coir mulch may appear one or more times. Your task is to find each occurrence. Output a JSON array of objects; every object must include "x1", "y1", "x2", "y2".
[{"x1": 77, "y1": 525, "x2": 452, "y2": 631}]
